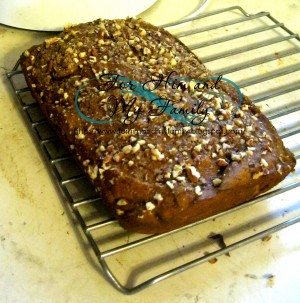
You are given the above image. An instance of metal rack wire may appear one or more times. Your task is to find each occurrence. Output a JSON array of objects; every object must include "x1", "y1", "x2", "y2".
[{"x1": 6, "y1": 6, "x2": 300, "y2": 294}]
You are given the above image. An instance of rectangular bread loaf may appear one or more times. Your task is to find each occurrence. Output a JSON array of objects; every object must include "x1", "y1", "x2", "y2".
[{"x1": 20, "y1": 17, "x2": 296, "y2": 234}]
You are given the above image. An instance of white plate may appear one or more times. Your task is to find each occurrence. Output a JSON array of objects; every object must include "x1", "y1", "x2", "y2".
[{"x1": 0, "y1": 0, "x2": 157, "y2": 31}]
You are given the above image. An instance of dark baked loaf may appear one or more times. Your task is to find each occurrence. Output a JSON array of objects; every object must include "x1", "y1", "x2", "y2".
[{"x1": 20, "y1": 18, "x2": 296, "y2": 234}]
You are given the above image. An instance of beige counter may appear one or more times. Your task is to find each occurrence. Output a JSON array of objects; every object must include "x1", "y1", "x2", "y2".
[{"x1": 0, "y1": 1, "x2": 300, "y2": 302}]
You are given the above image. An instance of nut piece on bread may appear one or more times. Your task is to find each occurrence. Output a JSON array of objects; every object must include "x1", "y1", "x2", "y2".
[{"x1": 20, "y1": 18, "x2": 296, "y2": 234}]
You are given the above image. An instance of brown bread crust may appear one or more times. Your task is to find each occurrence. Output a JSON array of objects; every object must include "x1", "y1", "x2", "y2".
[{"x1": 20, "y1": 18, "x2": 296, "y2": 234}]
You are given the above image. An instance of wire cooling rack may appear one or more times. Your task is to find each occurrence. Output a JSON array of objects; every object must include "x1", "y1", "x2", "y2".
[{"x1": 6, "y1": 6, "x2": 300, "y2": 294}]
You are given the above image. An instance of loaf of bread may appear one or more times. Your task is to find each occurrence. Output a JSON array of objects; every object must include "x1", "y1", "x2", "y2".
[{"x1": 20, "y1": 18, "x2": 296, "y2": 234}]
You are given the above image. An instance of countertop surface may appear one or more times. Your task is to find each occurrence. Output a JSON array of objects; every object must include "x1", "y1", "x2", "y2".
[{"x1": 1, "y1": 1, "x2": 300, "y2": 302}]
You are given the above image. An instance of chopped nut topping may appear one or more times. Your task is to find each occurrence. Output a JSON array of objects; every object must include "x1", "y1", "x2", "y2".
[
  {"x1": 138, "y1": 140, "x2": 146, "y2": 145},
  {"x1": 88, "y1": 165, "x2": 98, "y2": 180},
  {"x1": 117, "y1": 199, "x2": 128, "y2": 206},
  {"x1": 149, "y1": 58, "x2": 157, "y2": 65},
  {"x1": 169, "y1": 147, "x2": 178, "y2": 155},
  {"x1": 116, "y1": 209, "x2": 124, "y2": 215},
  {"x1": 186, "y1": 166, "x2": 201, "y2": 183},
  {"x1": 231, "y1": 153, "x2": 242, "y2": 162},
  {"x1": 234, "y1": 118, "x2": 243, "y2": 127},
  {"x1": 140, "y1": 28, "x2": 147, "y2": 36},
  {"x1": 65, "y1": 47, "x2": 73, "y2": 54},
  {"x1": 97, "y1": 145, "x2": 106, "y2": 152},
  {"x1": 98, "y1": 39, "x2": 105, "y2": 45},
  {"x1": 45, "y1": 37, "x2": 62, "y2": 47},
  {"x1": 252, "y1": 171, "x2": 263, "y2": 179},
  {"x1": 154, "y1": 43, "x2": 163, "y2": 53},
  {"x1": 190, "y1": 134, "x2": 197, "y2": 142},
  {"x1": 195, "y1": 185, "x2": 202, "y2": 196},
  {"x1": 215, "y1": 98, "x2": 222, "y2": 109},
  {"x1": 172, "y1": 164, "x2": 183, "y2": 178},
  {"x1": 226, "y1": 124, "x2": 233, "y2": 131},
  {"x1": 75, "y1": 130, "x2": 85, "y2": 139},
  {"x1": 170, "y1": 58, "x2": 177, "y2": 66},
  {"x1": 146, "y1": 201, "x2": 156, "y2": 211},
  {"x1": 213, "y1": 178, "x2": 222, "y2": 187},
  {"x1": 122, "y1": 145, "x2": 132, "y2": 154},
  {"x1": 89, "y1": 56, "x2": 97, "y2": 63},
  {"x1": 79, "y1": 52, "x2": 86, "y2": 58},
  {"x1": 235, "y1": 109, "x2": 244, "y2": 117},
  {"x1": 151, "y1": 148, "x2": 164, "y2": 161},
  {"x1": 166, "y1": 181, "x2": 174, "y2": 189},
  {"x1": 222, "y1": 143, "x2": 231, "y2": 150},
  {"x1": 189, "y1": 81, "x2": 197, "y2": 92},
  {"x1": 208, "y1": 113, "x2": 216, "y2": 122},
  {"x1": 276, "y1": 164, "x2": 282, "y2": 175},
  {"x1": 216, "y1": 158, "x2": 229, "y2": 167},
  {"x1": 82, "y1": 159, "x2": 90, "y2": 166},
  {"x1": 143, "y1": 47, "x2": 151, "y2": 55},
  {"x1": 246, "y1": 150, "x2": 253, "y2": 156},
  {"x1": 113, "y1": 152, "x2": 123, "y2": 162},
  {"x1": 265, "y1": 134, "x2": 272, "y2": 141},
  {"x1": 260, "y1": 158, "x2": 269, "y2": 167},
  {"x1": 203, "y1": 93, "x2": 214, "y2": 100},
  {"x1": 128, "y1": 160, "x2": 134, "y2": 167},
  {"x1": 113, "y1": 30, "x2": 122, "y2": 37},
  {"x1": 193, "y1": 144, "x2": 202, "y2": 152},
  {"x1": 132, "y1": 143, "x2": 140, "y2": 153},
  {"x1": 164, "y1": 172, "x2": 171, "y2": 179},
  {"x1": 153, "y1": 193, "x2": 163, "y2": 201}
]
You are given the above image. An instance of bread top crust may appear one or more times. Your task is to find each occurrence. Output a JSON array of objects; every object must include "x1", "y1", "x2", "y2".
[{"x1": 21, "y1": 18, "x2": 296, "y2": 233}]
